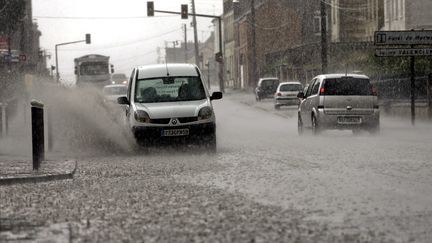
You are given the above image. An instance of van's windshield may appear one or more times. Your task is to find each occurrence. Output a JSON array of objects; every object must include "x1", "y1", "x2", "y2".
[
  {"x1": 323, "y1": 77, "x2": 372, "y2": 96},
  {"x1": 134, "y1": 76, "x2": 206, "y2": 103}
]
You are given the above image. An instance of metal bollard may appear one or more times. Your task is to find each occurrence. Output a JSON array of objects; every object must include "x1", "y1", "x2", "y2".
[
  {"x1": 31, "y1": 100, "x2": 45, "y2": 170},
  {"x1": 46, "y1": 106, "x2": 53, "y2": 152},
  {"x1": 0, "y1": 103, "x2": 6, "y2": 137}
]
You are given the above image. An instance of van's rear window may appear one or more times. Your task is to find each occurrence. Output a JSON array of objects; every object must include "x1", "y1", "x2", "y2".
[{"x1": 323, "y1": 78, "x2": 371, "y2": 96}]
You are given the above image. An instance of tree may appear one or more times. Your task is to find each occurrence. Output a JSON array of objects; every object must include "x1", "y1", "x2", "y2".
[
  {"x1": 0, "y1": 0, "x2": 26, "y2": 35},
  {"x1": 0, "y1": 1, "x2": 26, "y2": 102}
]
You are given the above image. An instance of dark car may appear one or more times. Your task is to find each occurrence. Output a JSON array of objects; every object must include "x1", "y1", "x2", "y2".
[{"x1": 255, "y1": 78, "x2": 279, "y2": 101}]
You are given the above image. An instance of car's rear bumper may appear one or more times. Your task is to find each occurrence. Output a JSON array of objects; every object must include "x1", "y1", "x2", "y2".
[
  {"x1": 317, "y1": 109, "x2": 380, "y2": 129},
  {"x1": 274, "y1": 98, "x2": 299, "y2": 106},
  {"x1": 132, "y1": 122, "x2": 215, "y2": 144}
]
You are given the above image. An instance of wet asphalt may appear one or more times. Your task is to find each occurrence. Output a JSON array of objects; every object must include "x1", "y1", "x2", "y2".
[{"x1": 1, "y1": 87, "x2": 432, "y2": 242}]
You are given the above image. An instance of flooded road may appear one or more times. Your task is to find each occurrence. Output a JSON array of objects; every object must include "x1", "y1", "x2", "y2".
[{"x1": 1, "y1": 86, "x2": 432, "y2": 242}]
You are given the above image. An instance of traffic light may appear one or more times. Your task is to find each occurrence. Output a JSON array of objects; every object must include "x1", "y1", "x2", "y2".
[
  {"x1": 181, "y1": 4, "x2": 188, "y2": 19},
  {"x1": 147, "y1": 1, "x2": 154, "y2": 16},
  {"x1": 215, "y1": 52, "x2": 223, "y2": 63},
  {"x1": 85, "y1": 33, "x2": 91, "y2": 44}
]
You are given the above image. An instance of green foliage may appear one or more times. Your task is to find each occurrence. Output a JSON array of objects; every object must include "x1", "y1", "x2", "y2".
[
  {"x1": 366, "y1": 53, "x2": 432, "y2": 78},
  {"x1": 0, "y1": 0, "x2": 26, "y2": 34}
]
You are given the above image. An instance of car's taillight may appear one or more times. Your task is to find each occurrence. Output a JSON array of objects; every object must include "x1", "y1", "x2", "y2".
[
  {"x1": 276, "y1": 92, "x2": 282, "y2": 96},
  {"x1": 319, "y1": 87, "x2": 325, "y2": 95}
]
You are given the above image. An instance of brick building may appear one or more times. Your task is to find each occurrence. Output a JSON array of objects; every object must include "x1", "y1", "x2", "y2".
[{"x1": 231, "y1": 0, "x2": 326, "y2": 88}]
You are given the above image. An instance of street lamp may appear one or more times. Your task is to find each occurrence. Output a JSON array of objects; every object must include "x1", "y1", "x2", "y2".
[{"x1": 55, "y1": 34, "x2": 91, "y2": 83}]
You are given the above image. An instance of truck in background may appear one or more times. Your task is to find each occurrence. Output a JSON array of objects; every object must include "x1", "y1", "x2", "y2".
[{"x1": 74, "y1": 54, "x2": 114, "y2": 87}]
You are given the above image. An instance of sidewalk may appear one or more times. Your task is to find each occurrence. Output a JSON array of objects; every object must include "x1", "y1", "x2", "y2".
[
  {"x1": 0, "y1": 98, "x2": 76, "y2": 185},
  {"x1": 0, "y1": 158, "x2": 76, "y2": 185}
]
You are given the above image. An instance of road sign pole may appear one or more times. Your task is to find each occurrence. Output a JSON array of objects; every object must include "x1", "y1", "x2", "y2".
[
  {"x1": 428, "y1": 73, "x2": 432, "y2": 119},
  {"x1": 410, "y1": 49, "x2": 415, "y2": 126},
  {"x1": 55, "y1": 44, "x2": 59, "y2": 83}
]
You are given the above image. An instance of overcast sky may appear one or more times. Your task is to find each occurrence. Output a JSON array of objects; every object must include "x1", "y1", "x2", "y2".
[{"x1": 32, "y1": 0, "x2": 222, "y2": 82}]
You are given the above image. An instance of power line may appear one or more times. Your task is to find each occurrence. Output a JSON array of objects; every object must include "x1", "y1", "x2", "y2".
[
  {"x1": 33, "y1": 15, "x2": 178, "y2": 20},
  {"x1": 47, "y1": 28, "x2": 180, "y2": 52}
]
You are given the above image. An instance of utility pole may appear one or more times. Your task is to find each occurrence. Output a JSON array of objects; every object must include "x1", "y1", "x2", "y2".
[
  {"x1": 251, "y1": 0, "x2": 258, "y2": 87},
  {"x1": 191, "y1": 0, "x2": 200, "y2": 66},
  {"x1": 183, "y1": 24, "x2": 188, "y2": 62},
  {"x1": 320, "y1": 0, "x2": 328, "y2": 74}
]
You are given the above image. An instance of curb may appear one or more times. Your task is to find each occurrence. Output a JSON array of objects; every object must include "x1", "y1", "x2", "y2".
[{"x1": 0, "y1": 160, "x2": 77, "y2": 186}]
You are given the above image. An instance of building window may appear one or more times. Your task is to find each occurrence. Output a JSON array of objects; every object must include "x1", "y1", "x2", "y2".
[
  {"x1": 399, "y1": 0, "x2": 403, "y2": 19},
  {"x1": 394, "y1": 0, "x2": 398, "y2": 20},
  {"x1": 314, "y1": 15, "x2": 321, "y2": 35},
  {"x1": 332, "y1": 0, "x2": 337, "y2": 25}
]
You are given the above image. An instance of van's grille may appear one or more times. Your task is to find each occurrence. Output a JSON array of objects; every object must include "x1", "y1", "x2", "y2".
[
  {"x1": 150, "y1": 118, "x2": 170, "y2": 124},
  {"x1": 178, "y1": 117, "x2": 198, "y2": 123},
  {"x1": 150, "y1": 117, "x2": 198, "y2": 124}
]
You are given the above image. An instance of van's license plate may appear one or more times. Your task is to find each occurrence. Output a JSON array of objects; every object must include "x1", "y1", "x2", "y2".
[
  {"x1": 161, "y1": 128, "x2": 189, "y2": 137},
  {"x1": 338, "y1": 117, "x2": 361, "y2": 124}
]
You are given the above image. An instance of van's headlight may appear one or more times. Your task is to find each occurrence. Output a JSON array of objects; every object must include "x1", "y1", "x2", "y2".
[
  {"x1": 134, "y1": 110, "x2": 150, "y2": 123},
  {"x1": 198, "y1": 107, "x2": 213, "y2": 120}
]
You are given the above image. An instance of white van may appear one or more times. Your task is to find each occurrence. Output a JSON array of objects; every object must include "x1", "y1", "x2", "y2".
[{"x1": 117, "y1": 64, "x2": 222, "y2": 151}]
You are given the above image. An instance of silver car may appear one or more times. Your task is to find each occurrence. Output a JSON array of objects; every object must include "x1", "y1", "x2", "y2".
[
  {"x1": 274, "y1": 82, "x2": 303, "y2": 109},
  {"x1": 102, "y1": 84, "x2": 128, "y2": 104},
  {"x1": 117, "y1": 64, "x2": 222, "y2": 151},
  {"x1": 297, "y1": 74, "x2": 379, "y2": 135}
]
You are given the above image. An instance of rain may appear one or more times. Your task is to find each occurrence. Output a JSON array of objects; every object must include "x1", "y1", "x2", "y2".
[{"x1": 1, "y1": 0, "x2": 432, "y2": 242}]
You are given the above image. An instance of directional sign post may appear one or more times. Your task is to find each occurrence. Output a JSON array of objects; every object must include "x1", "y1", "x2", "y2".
[
  {"x1": 375, "y1": 30, "x2": 432, "y2": 125},
  {"x1": 375, "y1": 48, "x2": 432, "y2": 57},
  {"x1": 375, "y1": 30, "x2": 432, "y2": 46}
]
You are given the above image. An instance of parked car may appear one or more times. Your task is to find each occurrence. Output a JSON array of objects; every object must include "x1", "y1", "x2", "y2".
[
  {"x1": 117, "y1": 64, "x2": 223, "y2": 151},
  {"x1": 297, "y1": 74, "x2": 379, "y2": 135},
  {"x1": 255, "y1": 78, "x2": 279, "y2": 101},
  {"x1": 274, "y1": 82, "x2": 303, "y2": 109},
  {"x1": 111, "y1": 73, "x2": 128, "y2": 84}
]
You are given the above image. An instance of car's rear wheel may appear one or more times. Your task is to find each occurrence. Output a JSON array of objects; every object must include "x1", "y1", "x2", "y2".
[
  {"x1": 274, "y1": 104, "x2": 280, "y2": 110},
  {"x1": 298, "y1": 114, "x2": 304, "y2": 135},
  {"x1": 311, "y1": 115, "x2": 320, "y2": 135}
]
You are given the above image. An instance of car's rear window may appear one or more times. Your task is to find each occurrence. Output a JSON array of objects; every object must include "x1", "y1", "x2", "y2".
[
  {"x1": 280, "y1": 84, "x2": 302, "y2": 92},
  {"x1": 323, "y1": 77, "x2": 371, "y2": 96},
  {"x1": 103, "y1": 86, "x2": 127, "y2": 95},
  {"x1": 261, "y1": 79, "x2": 278, "y2": 87}
]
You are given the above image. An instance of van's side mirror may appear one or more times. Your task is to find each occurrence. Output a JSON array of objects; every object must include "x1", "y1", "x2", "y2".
[
  {"x1": 117, "y1": 96, "x2": 129, "y2": 105},
  {"x1": 297, "y1": 92, "x2": 305, "y2": 99},
  {"x1": 210, "y1": 91, "x2": 223, "y2": 100}
]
